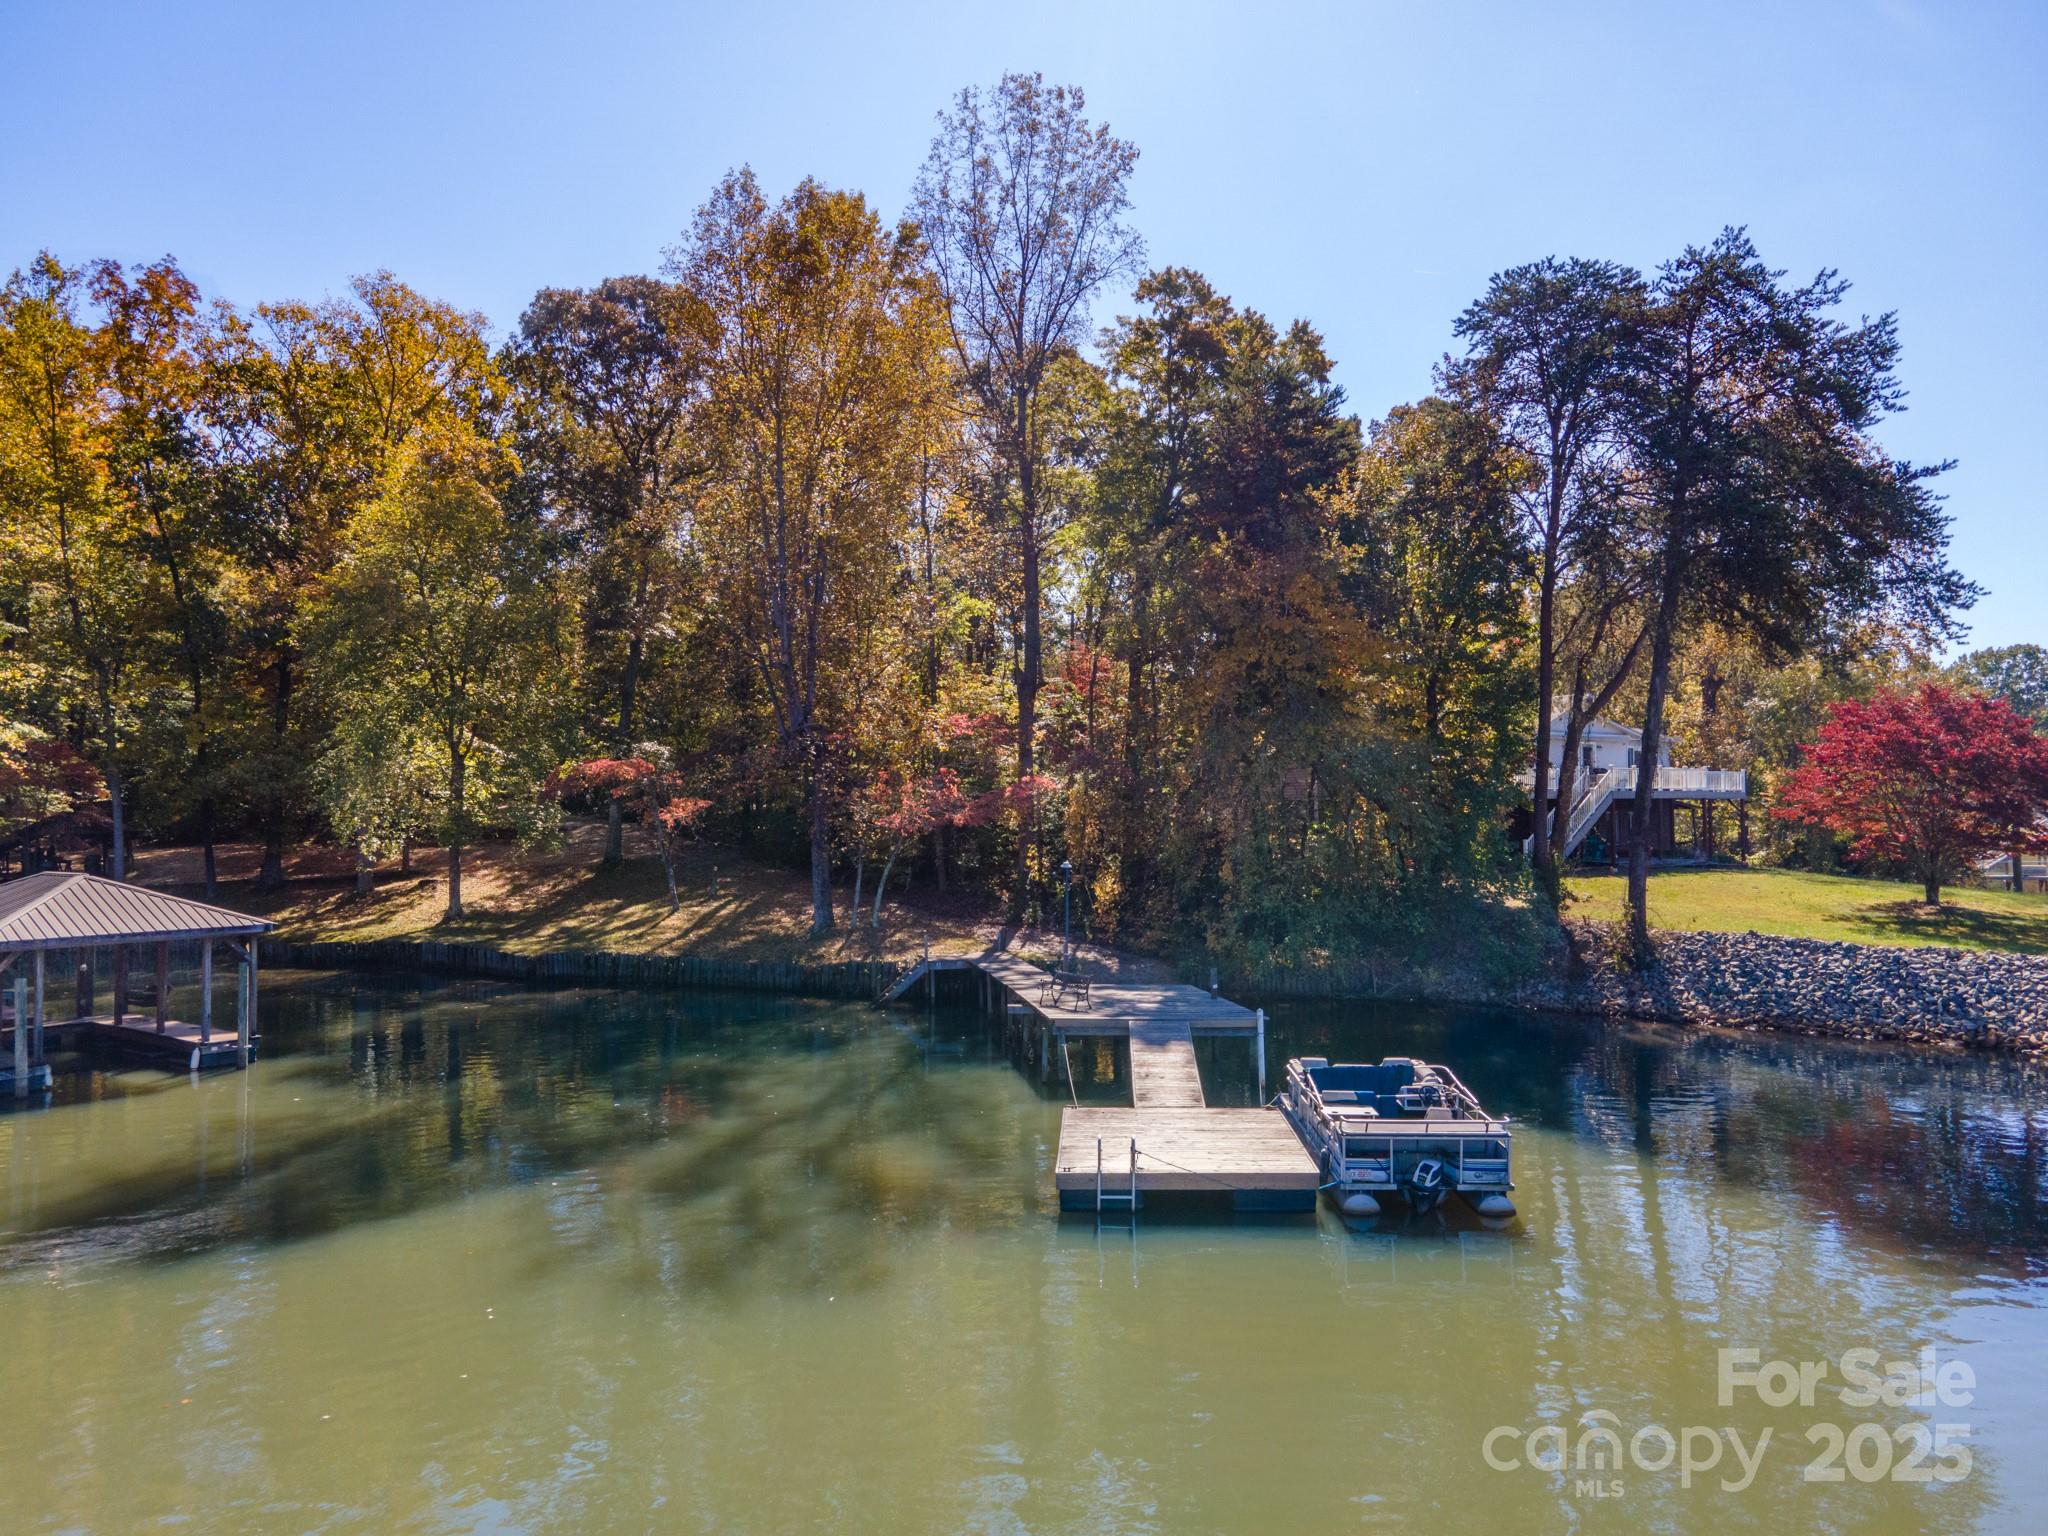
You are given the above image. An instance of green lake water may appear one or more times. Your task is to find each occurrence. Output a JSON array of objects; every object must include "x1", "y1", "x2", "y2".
[{"x1": 2, "y1": 970, "x2": 2044, "y2": 1534}]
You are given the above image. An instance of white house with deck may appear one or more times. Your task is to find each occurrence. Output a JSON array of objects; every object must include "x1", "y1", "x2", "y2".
[{"x1": 1525, "y1": 715, "x2": 1749, "y2": 863}]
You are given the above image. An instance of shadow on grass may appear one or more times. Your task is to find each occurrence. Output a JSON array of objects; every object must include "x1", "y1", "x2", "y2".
[{"x1": 1843, "y1": 898, "x2": 2048, "y2": 954}]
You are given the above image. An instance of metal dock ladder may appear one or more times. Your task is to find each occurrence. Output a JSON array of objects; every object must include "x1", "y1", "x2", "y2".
[{"x1": 1095, "y1": 1136, "x2": 1139, "y2": 1223}]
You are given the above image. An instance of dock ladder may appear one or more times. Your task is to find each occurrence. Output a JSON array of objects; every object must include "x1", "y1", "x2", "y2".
[{"x1": 1095, "y1": 1136, "x2": 1139, "y2": 1222}]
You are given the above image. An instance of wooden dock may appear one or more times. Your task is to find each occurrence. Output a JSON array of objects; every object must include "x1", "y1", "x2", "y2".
[
  {"x1": 885, "y1": 952, "x2": 1317, "y2": 1213},
  {"x1": 45, "y1": 1013, "x2": 256, "y2": 1071}
]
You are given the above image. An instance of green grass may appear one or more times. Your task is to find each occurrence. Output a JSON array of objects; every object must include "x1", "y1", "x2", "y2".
[{"x1": 1563, "y1": 866, "x2": 2048, "y2": 954}]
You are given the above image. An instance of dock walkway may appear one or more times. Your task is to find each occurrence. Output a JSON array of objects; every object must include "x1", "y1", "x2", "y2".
[{"x1": 884, "y1": 952, "x2": 1316, "y2": 1213}]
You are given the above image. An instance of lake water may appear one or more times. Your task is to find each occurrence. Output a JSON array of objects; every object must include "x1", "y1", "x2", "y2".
[{"x1": 2, "y1": 970, "x2": 2044, "y2": 1534}]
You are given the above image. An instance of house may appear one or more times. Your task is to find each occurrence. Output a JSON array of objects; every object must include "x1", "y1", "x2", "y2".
[
  {"x1": 1978, "y1": 852, "x2": 2047, "y2": 891},
  {"x1": 1524, "y1": 715, "x2": 1749, "y2": 864}
]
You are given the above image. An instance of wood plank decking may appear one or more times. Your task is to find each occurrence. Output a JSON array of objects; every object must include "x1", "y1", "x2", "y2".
[
  {"x1": 1055, "y1": 1108, "x2": 1319, "y2": 1202},
  {"x1": 1127, "y1": 1020, "x2": 1204, "y2": 1108},
  {"x1": 885, "y1": 952, "x2": 1315, "y2": 1212},
  {"x1": 44, "y1": 1013, "x2": 255, "y2": 1070}
]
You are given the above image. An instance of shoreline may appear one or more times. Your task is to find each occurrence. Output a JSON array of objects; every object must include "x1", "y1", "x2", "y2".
[{"x1": 265, "y1": 920, "x2": 2048, "y2": 1060}]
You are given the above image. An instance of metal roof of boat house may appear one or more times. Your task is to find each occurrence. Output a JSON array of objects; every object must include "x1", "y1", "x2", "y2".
[{"x1": 0, "y1": 872, "x2": 274, "y2": 949}]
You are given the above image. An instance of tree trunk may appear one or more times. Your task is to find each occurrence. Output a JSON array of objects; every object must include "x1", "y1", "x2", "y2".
[
  {"x1": 106, "y1": 760, "x2": 127, "y2": 880},
  {"x1": 873, "y1": 845, "x2": 900, "y2": 928},
  {"x1": 656, "y1": 828, "x2": 680, "y2": 915},
  {"x1": 1626, "y1": 568, "x2": 1683, "y2": 963},
  {"x1": 1548, "y1": 717, "x2": 1586, "y2": 866},
  {"x1": 2014, "y1": 846, "x2": 2027, "y2": 894},
  {"x1": 258, "y1": 654, "x2": 292, "y2": 890},
  {"x1": 851, "y1": 853, "x2": 866, "y2": 927},
  {"x1": 200, "y1": 796, "x2": 219, "y2": 900},
  {"x1": 807, "y1": 772, "x2": 834, "y2": 937},
  {"x1": 1924, "y1": 873, "x2": 1942, "y2": 906},
  {"x1": 355, "y1": 843, "x2": 374, "y2": 896},
  {"x1": 605, "y1": 800, "x2": 625, "y2": 869},
  {"x1": 1014, "y1": 504, "x2": 1041, "y2": 915},
  {"x1": 446, "y1": 748, "x2": 466, "y2": 919},
  {"x1": 1529, "y1": 550, "x2": 1558, "y2": 889}
]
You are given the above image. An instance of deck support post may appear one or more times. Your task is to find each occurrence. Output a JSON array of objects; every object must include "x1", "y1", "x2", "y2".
[
  {"x1": 112, "y1": 944, "x2": 129, "y2": 1027},
  {"x1": 249, "y1": 939, "x2": 259, "y2": 1056},
  {"x1": 1039, "y1": 1020, "x2": 1050, "y2": 1082},
  {"x1": 235, "y1": 957, "x2": 250, "y2": 1069},
  {"x1": 32, "y1": 950, "x2": 44, "y2": 1068},
  {"x1": 200, "y1": 943, "x2": 213, "y2": 1045},
  {"x1": 11, "y1": 973, "x2": 25, "y2": 1097},
  {"x1": 1254, "y1": 1008, "x2": 1266, "y2": 1102},
  {"x1": 154, "y1": 942, "x2": 169, "y2": 1032}
]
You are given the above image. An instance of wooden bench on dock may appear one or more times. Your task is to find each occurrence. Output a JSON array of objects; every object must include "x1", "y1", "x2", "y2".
[{"x1": 1038, "y1": 969, "x2": 1092, "y2": 1010}]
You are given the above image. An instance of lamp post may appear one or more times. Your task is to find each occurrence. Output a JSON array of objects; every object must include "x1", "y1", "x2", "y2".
[{"x1": 1059, "y1": 859, "x2": 1074, "y2": 971}]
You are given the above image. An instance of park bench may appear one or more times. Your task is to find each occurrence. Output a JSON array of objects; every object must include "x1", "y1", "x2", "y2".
[{"x1": 1039, "y1": 969, "x2": 1092, "y2": 1010}]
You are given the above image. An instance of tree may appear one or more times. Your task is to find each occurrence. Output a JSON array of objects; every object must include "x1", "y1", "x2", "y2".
[
  {"x1": 1948, "y1": 642, "x2": 2048, "y2": 888},
  {"x1": 1950, "y1": 644, "x2": 2048, "y2": 722},
  {"x1": 0, "y1": 726, "x2": 104, "y2": 844},
  {"x1": 1452, "y1": 258, "x2": 1644, "y2": 892},
  {"x1": 220, "y1": 272, "x2": 499, "y2": 889},
  {"x1": 1774, "y1": 682, "x2": 2048, "y2": 905},
  {"x1": 675, "y1": 170, "x2": 949, "y2": 935},
  {"x1": 508, "y1": 278, "x2": 712, "y2": 866},
  {"x1": 555, "y1": 750, "x2": 709, "y2": 913},
  {"x1": 311, "y1": 705, "x2": 441, "y2": 895},
  {"x1": 0, "y1": 254, "x2": 164, "y2": 879},
  {"x1": 308, "y1": 427, "x2": 570, "y2": 918},
  {"x1": 912, "y1": 73, "x2": 1143, "y2": 910},
  {"x1": 92, "y1": 255, "x2": 241, "y2": 894},
  {"x1": 1615, "y1": 230, "x2": 1973, "y2": 958},
  {"x1": 1343, "y1": 397, "x2": 1534, "y2": 854}
]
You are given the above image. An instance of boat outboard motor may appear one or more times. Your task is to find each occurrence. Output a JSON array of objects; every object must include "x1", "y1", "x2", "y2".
[{"x1": 1404, "y1": 1158, "x2": 1447, "y2": 1214}]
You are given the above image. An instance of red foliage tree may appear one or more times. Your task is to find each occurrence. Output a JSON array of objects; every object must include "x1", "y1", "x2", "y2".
[
  {"x1": 1773, "y1": 682, "x2": 2048, "y2": 905},
  {"x1": 554, "y1": 754, "x2": 710, "y2": 913}
]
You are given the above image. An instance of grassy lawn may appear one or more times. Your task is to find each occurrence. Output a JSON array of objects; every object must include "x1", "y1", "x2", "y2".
[{"x1": 1563, "y1": 866, "x2": 2048, "y2": 954}]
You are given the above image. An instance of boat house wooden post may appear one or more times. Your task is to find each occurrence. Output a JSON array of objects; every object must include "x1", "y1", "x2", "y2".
[
  {"x1": 234, "y1": 950, "x2": 250, "y2": 1069},
  {"x1": 199, "y1": 942, "x2": 213, "y2": 1045},
  {"x1": 154, "y1": 942, "x2": 169, "y2": 1033},
  {"x1": 32, "y1": 950, "x2": 44, "y2": 1067},
  {"x1": 112, "y1": 944, "x2": 129, "y2": 1026},
  {"x1": 10, "y1": 972, "x2": 24, "y2": 1098},
  {"x1": 1254, "y1": 1008, "x2": 1267, "y2": 1102}
]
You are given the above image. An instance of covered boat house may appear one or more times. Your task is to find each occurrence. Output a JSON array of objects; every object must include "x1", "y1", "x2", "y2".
[{"x1": 0, "y1": 872, "x2": 275, "y2": 1097}]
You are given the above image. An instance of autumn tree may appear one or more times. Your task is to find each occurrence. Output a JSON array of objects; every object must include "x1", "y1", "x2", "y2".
[
  {"x1": 675, "y1": 170, "x2": 949, "y2": 935},
  {"x1": 913, "y1": 73, "x2": 1142, "y2": 909},
  {"x1": 507, "y1": 278, "x2": 712, "y2": 866},
  {"x1": 219, "y1": 272, "x2": 499, "y2": 888},
  {"x1": 1451, "y1": 258, "x2": 1645, "y2": 890},
  {"x1": 1342, "y1": 397, "x2": 1534, "y2": 866},
  {"x1": 91, "y1": 255, "x2": 244, "y2": 893},
  {"x1": 308, "y1": 427, "x2": 570, "y2": 918},
  {"x1": 0, "y1": 254, "x2": 165, "y2": 879},
  {"x1": 1774, "y1": 682, "x2": 2048, "y2": 905},
  {"x1": 1615, "y1": 230, "x2": 1972, "y2": 958},
  {"x1": 555, "y1": 749, "x2": 709, "y2": 913}
]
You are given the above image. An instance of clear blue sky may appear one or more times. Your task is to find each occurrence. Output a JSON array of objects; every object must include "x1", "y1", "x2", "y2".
[{"x1": 7, "y1": 0, "x2": 2041, "y2": 649}]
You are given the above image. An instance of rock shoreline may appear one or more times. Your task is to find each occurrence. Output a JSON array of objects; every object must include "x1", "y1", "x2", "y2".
[{"x1": 1375, "y1": 923, "x2": 2048, "y2": 1056}]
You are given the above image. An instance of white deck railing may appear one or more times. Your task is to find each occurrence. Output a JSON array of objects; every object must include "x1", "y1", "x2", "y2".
[{"x1": 1652, "y1": 767, "x2": 1748, "y2": 795}]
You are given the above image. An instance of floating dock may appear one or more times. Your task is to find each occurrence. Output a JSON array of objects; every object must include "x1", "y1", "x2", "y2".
[
  {"x1": 45, "y1": 1013, "x2": 257, "y2": 1071},
  {"x1": 886, "y1": 953, "x2": 1318, "y2": 1213}
]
